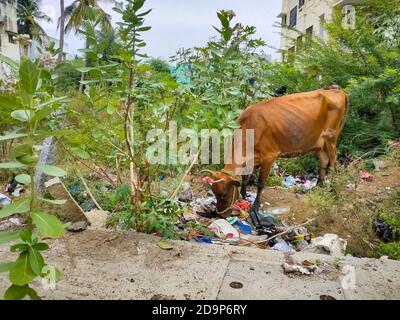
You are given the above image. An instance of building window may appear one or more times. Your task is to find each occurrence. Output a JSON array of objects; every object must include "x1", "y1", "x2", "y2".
[
  {"x1": 306, "y1": 26, "x2": 313, "y2": 37},
  {"x1": 296, "y1": 35, "x2": 303, "y2": 52},
  {"x1": 289, "y1": 6, "x2": 297, "y2": 27},
  {"x1": 282, "y1": 14, "x2": 287, "y2": 26},
  {"x1": 306, "y1": 26, "x2": 313, "y2": 46},
  {"x1": 8, "y1": 34, "x2": 16, "y2": 44},
  {"x1": 319, "y1": 14, "x2": 325, "y2": 38},
  {"x1": 299, "y1": 0, "x2": 305, "y2": 8}
]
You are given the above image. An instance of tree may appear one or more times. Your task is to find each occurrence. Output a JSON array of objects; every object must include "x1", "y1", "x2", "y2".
[
  {"x1": 64, "y1": 0, "x2": 115, "y2": 34},
  {"x1": 57, "y1": 0, "x2": 65, "y2": 63},
  {"x1": 279, "y1": 0, "x2": 400, "y2": 156},
  {"x1": 17, "y1": 0, "x2": 52, "y2": 42}
]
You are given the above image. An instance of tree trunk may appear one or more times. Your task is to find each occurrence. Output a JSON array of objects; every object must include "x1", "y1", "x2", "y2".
[
  {"x1": 57, "y1": 0, "x2": 65, "y2": 64},
  {"x1": 79, "y1": 39, "x2": 90, "y2": 93}
]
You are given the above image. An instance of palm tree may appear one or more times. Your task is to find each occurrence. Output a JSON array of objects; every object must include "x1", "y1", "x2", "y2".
[
  {"x1": 17, "y1": 0, "x2": 52, "y2": 42},
  {"x1": 64, "y1": 0, "x2": 115, "y2": 34},
  {"x1": 57, "y1": 0, "x2": 65, "y2": 63},
  {"x1": 62, "y1": 0, "x2": 118, "y2": 92}
]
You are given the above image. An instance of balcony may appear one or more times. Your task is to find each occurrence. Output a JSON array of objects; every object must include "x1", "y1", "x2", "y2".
[{"x1": 334, "y1": 0, "x2": 365, "y2": 7}]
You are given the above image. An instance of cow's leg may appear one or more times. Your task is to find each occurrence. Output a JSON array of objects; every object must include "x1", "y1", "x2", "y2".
[
  {"x1": 241, "y1": 175, "x2": 249, "y2": 199},
  {"x1": 316, "y1": 149, "x2": 330, "y2": 186},
  {"x1": 326, "y1": 141, "x2": 338, "y2": 172},
  {"x1": 252, "y1": 159, "x2": 275, "y2": 212}
]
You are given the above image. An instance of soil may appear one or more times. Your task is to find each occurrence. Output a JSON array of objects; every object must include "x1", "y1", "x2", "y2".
[{"x1": 1, "y1": 160, "x2": 399, "y2": 257}]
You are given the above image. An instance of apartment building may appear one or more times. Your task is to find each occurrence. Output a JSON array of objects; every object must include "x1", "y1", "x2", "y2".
[
  {"x1": 278, "y1": 0, "x2": 364, "y2": 59},
  {"x1": 0, "y1": 0, "x2": 19, "y2": 61}
]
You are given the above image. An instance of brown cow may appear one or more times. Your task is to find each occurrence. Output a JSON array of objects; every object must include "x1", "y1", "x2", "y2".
[{"x1": 204, "y1": 88, "x2": 349, "y2": 216}]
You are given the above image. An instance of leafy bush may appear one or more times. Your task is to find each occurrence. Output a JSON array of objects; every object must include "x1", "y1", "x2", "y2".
[
  {"x1": 375, "y1": 242, "x2": 400, "y2": 260},
  {"x1": 277, "y1": 154, "x2": 319, "y2": 176}
]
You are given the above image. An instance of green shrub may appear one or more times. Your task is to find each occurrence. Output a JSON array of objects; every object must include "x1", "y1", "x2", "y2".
[
  {"x1": 277, "y1": 154, "x2": 319, "y2": 176},
  {"x1": 375, "y1": 242, "x2": 400, "y2": 260}
]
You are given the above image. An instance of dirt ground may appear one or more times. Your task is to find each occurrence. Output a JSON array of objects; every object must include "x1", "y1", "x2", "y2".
[
  {"x1": 185, "y1": 159, "x2": 400, "y2": 256},
  {"x1": 1, "y1": 159, "x2": 399, "y2": 257}
]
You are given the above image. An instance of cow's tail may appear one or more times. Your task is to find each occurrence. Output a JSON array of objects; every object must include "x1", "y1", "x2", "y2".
[{"x1": 339, "y1": 92, "x2": 350, "y2": 134}]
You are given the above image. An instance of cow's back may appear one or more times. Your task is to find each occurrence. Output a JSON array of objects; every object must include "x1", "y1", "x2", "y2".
[{"x1": 238, "y1": 89, "x2": 347, "y2": 156}]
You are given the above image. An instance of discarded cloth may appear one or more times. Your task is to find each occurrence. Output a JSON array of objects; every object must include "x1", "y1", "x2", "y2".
[
  {"x1": 360, "y1": 171, "x2": 374, "y2": 182},
  {"x1": 270, "y1": 238, "x2": 295, "y2": 253},
  {"x1": 209, "y1": 219, "x2": 239, "y2": 240},
  {"x1": 304, "y1": 233, "x2": 347, "y2": 256},
  {"x1": 0, "y1": 193, "x2": 11, "y2": 207}
]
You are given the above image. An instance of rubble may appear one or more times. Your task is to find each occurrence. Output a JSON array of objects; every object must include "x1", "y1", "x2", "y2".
[{"x1": 304, "y1": 233, "x2": 347, "y2": 256}]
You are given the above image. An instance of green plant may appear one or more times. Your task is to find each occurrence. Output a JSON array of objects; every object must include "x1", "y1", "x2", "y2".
[
  {"x1": 0, "y1": 56, "x2": 69, "y2": 299},
  {"x1": 277, "y1": 154, "x2": 319, "y2": 176},
  {"x1": 375, "y1": 242, "x2": 400, "y2": 260},
  {"x1": 266, "y1": 175, "x2": 283, "y2": 187}
]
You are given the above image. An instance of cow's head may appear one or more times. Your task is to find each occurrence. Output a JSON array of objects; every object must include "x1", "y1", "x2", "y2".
[{"x1": 201, "y1": 170, "x2": 241, "y2": 215}]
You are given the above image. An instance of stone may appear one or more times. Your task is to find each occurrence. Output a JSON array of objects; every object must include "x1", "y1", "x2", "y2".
[
  {"x1": 67, "y1": 220, "x2": 89, "y2": 232},
  {"x1": 84, "y1": 209, "x2": 109, "y2": 229},
  {"x1": 373, "y1": 160, "x2": 386, "y2": 171},
  {"x1": 45, "y1": 178, "x2": 89, "y2": 223}
]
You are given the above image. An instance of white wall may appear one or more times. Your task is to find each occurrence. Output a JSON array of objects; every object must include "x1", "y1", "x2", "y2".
[
  {"x1": 280, "y1": 0, "x2": 337, "y2": 52},
  {"x1": 0, "y1": 0, "x2": 20, "y2": 79}
]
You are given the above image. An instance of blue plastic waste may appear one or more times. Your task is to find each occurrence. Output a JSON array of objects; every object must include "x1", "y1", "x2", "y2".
[
  {"x1": 234, "y1": 221, "x2": 252, "y2": 234},
  {"x1": 195, "y1": 237, "x2": 213, "y2": 244},
  {"x1": 284, "y1": 176, "x2": 295, "y2": 188}
]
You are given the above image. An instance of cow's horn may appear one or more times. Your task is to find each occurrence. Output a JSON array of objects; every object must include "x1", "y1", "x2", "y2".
[{"x1": 199, "y1": 169, "x2": 216, "y2": 176}]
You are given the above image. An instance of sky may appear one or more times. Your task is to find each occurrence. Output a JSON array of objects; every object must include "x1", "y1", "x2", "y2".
[{"x1": 40, "y1": 0, "x2": 283, "y2": 61}]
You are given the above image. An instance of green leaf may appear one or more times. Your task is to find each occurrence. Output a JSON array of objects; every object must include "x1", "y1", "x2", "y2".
[
  {"x1": 20, "y1": 90, "x2": 33, "y2": 107},
  {"x1": 10, "y1": 143, "x2": 33, "y2": 158},
  {"x1": 107, "y1": 103, "x2": 117, "y2": 115},
  {"x1": 0, "y1": 132, "x2": 28, "y2": 142},
  {"x1": 4, "y1": 284, "x2": 41, "y2": 300},
  {"x1": 35, "y1": 96, "x2": 69, "y2": 110},
  {"x1": 0, "y1": 162, "x2": 26, "y2": 169},
  {"x1": 19, "y1": 229, "x2": 32, "y2": 243},
  {"x1": 70, "y1": 147, "x2": 90, "y2": 159},
  {"x1": 31, "y1": 212, "x2": 65, "y2": 238},
  {"x1": 31, "y1": 106, "x2": 55, "y2": 122},
  {"x1": 0, "y1": 261, "x2": 15, "y2": 273},
  {"x1": 137, "y1": 26, "x2": 151, "y2": 32},
  {"x1": 0, "y1": 96, "x2": 23, "y2": 109},
  {"x1": 0, "y1": 231, "x2": 20, "y2": 244},
  {"x1": 36, "y1": 164, "x2": 67, "y2": 177},
  {"x1": 38, "y1": 198, "x2": 67, "y2": 205},
  {"x1": 11, "y1": 110, "x2": 35, "y2": 122},
  {"x1": 15, "y1": 174, "x2": 31, "y2": 185},
  {"x1": 157, "y1": 239, "x2": 173, "y2": 250},
  {"x1": 19, "y1": 57, "x2": 40, "y2": 95},
  {"x1": 9, "y1": 252, "x2": 36, "y2": 286},
  {"x1": 76, "y1": 67, "x2": 96, "y2": 73},
  {"x1": 0, "y1": 198, "x2": 30, "y2": 218},
  {"x1": 28, "y1": 247, "x2": 44, "y2": 276},
  {"x1": 0, "y1": 54, "x2": 19, "y2": 71},
  {"x1": 10, "y1": 243, "x2": 29, "y2": 252},
  {"x1": 32, "y1": 242, "x2": 49, "y2": 251}
]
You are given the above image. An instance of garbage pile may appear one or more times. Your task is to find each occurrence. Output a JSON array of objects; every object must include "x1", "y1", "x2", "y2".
[
  {"x1": 177, "y1": 183, "x2": 347, "y2": 256},
  {"x1": 283, "y1": 174, "x2": 319, "y2": 191}
]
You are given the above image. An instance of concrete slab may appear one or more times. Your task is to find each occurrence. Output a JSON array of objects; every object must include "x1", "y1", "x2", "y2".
[{"x1": 0, "y1": 230, "x2": 399, "y2": 300}]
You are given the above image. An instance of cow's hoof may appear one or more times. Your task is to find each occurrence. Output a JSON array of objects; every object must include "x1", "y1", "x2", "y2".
[{"x1": 317, "y1": 179, "x2": 324, "y2": 187}]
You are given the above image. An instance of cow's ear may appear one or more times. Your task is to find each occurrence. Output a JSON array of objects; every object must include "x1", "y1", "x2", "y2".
[{"x1": 231, "y1": 180, "x2": 241, "y2": 187}]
